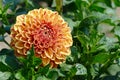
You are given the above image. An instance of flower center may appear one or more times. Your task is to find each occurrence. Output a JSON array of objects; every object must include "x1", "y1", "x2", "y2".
[{"x1": 33, "y1": 23, "x2": 55, "y2": 49}]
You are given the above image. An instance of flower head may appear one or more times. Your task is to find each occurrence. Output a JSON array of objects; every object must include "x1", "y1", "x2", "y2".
[{"x1": 10, "y1": 8, "x2": 73, "y2": 68}]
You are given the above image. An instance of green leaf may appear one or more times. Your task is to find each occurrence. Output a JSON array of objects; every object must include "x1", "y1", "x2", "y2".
[
  {"x1": 89, "y1": 4, "x2": 105, "y2": 12},
  {"x1": 60, "y1": 63, "x2": 72, "y2": 71},
  {"x1": 108, "y1": 64, "x2": 120, "y2": 75},
  {"x1": 47, "y1": 69, "x2": 59, "y2": 80},
  {"x1": 27, "y1": 45, "x2": 34, "y2": 58},
  {"x1": 0, "y1": 62, "x2": 10, "y2": 72},
  {"x1": 3, "y1": 0, "x2": 20, "y2": 11},
  {"x1": 99, "y1": 36, "x2": 118, "y2": 52},
  {"x1": 116, "y1": 58, "x2": 120, "y2": 66},
  {"x1": 16, "y1": 8, "x2": 27, "y2": 16},
  {"x1": 36, "y1": 76, "x2": 50, "y2": 80},
  {"x1": 0, "y1": 27, "x2": 6, "y2": 35},
  {"x1": 18, "y1": 57, "x2": 27, "y2": 67},
  {"x1": 99, "y1": 75, "x2": 117, "y2": 80},
  {"x1": 25, "y1": 46, "x2": 42, "y2": 67},
  {"x1": 3, "y1": 25, "x2": 11, "y2": 34},
  {"x1": 104, "y1": 0, "x2": 112, "y2": 7},
  {"x1": 92, "y1": 53, "x2": 110, "y2": 64},
  {"x1": 79, "y1": 12, "x2": 110, "y2": 29},
  {"x1": 2, "y1": 2, "x2": 12, "y2": 14},
  {"x1": 27, "y1": 45, "x2": 34, "y2": 67},
  {"x1": 77, "y1": 33, "x2": 90, "y2": 51},
  {"x1": 37, "y1": 64, "x2": 50, "y2": 75},
  {"x1": 33, "y1": 57, "x2": 42, "y2": 67},
  {"x1": 26, "y1": 0, "x2": 34, "y2": 7},
  {"x1": 114, "y1": 26, "x2": 120, "y2": 37},
  {"x1": 25, "y1": 0, "x2": 34, "y2": 11},
  {"x1": 114, "y1": 0, "x2": 120, "y2": 6},
  {"x1": 116, "y1": 71, "x2": 120, "y2": 79},
  {"x1": 15, "y1": 71, "x2": 25, "y2": 80},
  {"x1": 47, "y1": 69, "x2": 64, "y2": 78},
  {"x1": 64, "y1": 17, "x2": 80, "y2": 31},
  {"x1": 79, "y1": 16, "x2": 98, "y2": 29},
  {"x1": 0, "y1": 71, "x2": 11, "y2": 80},
  {"x1": 70, "y1": 46, "x2": 80, "y2": 62},
  {"x1": 69, "y1": 66, "x2": 77, "y2": 77},
  {"x1": 75, "y1": 63, "x2": 87, "y2": 75},
  {"x1": 0, "y1": 49, "x2": 21, "y2": 70},
  {"x1": 75, "y1": 0, "x2": 89, "y2": 20},
  {"x1": 0, "y1": 35, "x2": 4, "y2": 42},
  {"x1": 75, "y1": 0, "x2": 90, "y2": 10}
]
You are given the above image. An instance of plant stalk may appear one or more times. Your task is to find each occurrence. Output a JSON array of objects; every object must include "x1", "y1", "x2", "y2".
[
  {"x1": 55, "y1": 0, "x2": 63, "y2": 15},
  {"x1": 0, "y1": 0, "x2": 2, "y2": 9}
]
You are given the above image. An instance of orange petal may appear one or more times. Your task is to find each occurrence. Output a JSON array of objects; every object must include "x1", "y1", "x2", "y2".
[
  {"x1": 41, "y1": 53, "x2": 47, "y2": 58},
  {"x1": 50, "y1": 61, "x2": 54, "y2": 68},
  {"x1": 42, "y1": 57, "x2": 50, "y2": 66},
  {"x1": 51, "y1": 55, "x2": 55, "y2": 60},
  {"x1": 60, "y1": 48, "x2": 71, "y2": 55},
  {"x1": 54, "y1": 58, "x2": 62, "y2": 64},
  {"x1": 15, "y1": 41, "x2": 24, "y2": 49},
  {"x1": 20, "y1": 37, "x2": 27, "y2": 42},
  {"x1": 55, "y1": 53, "x2": 66, "y2": 60},
  {"x1": 45, "y1": 48, "x2": 53, "y2": 59},
  {"x1": 24, "y1": 43, "x2": 31, "y2": 49},
  {"x1": 50, "y1": 61, "x2": 58, "y2": 68}
]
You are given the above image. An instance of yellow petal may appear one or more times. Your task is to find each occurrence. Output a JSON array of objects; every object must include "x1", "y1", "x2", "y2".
[
  {"x1": 54, "y1": 58, "x2": 62, "y2": 64},
  {"x1": 16, "y1": 15, "x2": 25, "y2": 23},
  {"x1": 60, "y1": 47, "x2": 71, "y2": 55},
  {"x1": 45, "y1": 48, "x2": 53, "y2": 59},
  {"x1": 55, "y1": 53, "x2": 66, "y2": 60}
]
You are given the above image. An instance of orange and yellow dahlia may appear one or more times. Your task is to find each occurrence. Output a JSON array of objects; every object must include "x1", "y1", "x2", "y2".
[{"x1": 10, "y1": 8, "x2": 73, "y2": 68}]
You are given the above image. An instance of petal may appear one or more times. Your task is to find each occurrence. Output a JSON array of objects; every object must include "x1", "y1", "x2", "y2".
[
  {"x1": 50, "y1": 61, "x2": 57, "y2": 68},
  {"x1": 60, "y1": 47, "x2": 71, "y2": 55},
  {"x1": 42, "y1": 57, "x2": 50, "y2": 66},
  {"x1": 44, "y1": 48, "x2": 53, "y2": 59},
  {"x1": 41, "y1": 53, "x2": 47, "y2": 58},
  {"x1": 20, "y1": 37, "x2": 27, "y2": 42},
  {"x1": 16, "y1": 15, "x2": 25, "y2": 23},
  {"x1": 51, "y1": 55, "x2": 55, "y2": 60},
  {"x1": 15, "y1": 41, "x2": 24, "y2": 49},
  {"x1": 55, "y1": 53, "x2": 66, "y2": 60},
  {"x1": 24, "y1": 43, "x2": 31, "y2": 49},
  {"x1": 54, "y1": 58, "x2": 62, "y2": 64}
]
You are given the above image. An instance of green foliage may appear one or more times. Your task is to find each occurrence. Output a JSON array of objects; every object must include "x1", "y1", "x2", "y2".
[
  {"x1": 0, "y1": 0, "x2": 120, "y2": 80},
  {"x1": 0, "y1": 71, "x2": 11, "y2": 80}
]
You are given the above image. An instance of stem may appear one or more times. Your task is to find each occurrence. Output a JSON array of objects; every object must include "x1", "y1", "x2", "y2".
[
  {"x1": 31, "y1": 68, "x2": 35, "y2": 80},
  {"x1": 55, "y1": 0, "x2": 63, "y2": 15},
  {"x1": 0, "y1": 0, "x2": 2, "y2": 9},
  {"x1": 87, "y1": 66, "x2": 92, "y2": 80},
  {"x1": 75, "y1": 0, "x2": 83, "y2": 20},
  {"x1": 86, "y1": 56, "x2": 92, "y2": 80},
  {"x1": 86, "y1": 52, "x2": 92, "y2": 80},
  {"x1": 4, "y1": 14, "x2": 9, "y2": 25},
  {"x1": 25, "y1": 0, "x2": 29, "y2": 11}
]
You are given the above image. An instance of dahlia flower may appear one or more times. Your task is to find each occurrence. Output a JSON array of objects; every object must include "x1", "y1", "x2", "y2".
[{"x1": 10, "y1": 8, "x2": 73, "y2": 68}]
